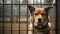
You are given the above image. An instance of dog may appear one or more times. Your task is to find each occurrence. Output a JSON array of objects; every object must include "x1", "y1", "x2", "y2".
[{"x1": 28, "y1": 5, "x2": 53, "y2": 34}]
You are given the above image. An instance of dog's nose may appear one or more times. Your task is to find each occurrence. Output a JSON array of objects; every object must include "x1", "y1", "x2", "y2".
[{"x1": 38, "y1": 18, "x2": 42, "y2": 23}]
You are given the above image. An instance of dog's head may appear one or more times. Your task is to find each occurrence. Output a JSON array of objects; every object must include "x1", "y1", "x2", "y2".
[{"x1": 28, "y1": 5, "x2": 52, "y2": 29}]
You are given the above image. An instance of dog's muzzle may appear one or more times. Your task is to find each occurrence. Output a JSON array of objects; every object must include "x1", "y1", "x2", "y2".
[
  {"x1": 35, "y1": 23, "x2": 48, "y2": 29},
  {"x1": 35, "y1": 24, "x2": 42, "y2": 29},
  {"x1": 35, "y1": 18, "x2": 43, "y2": 29}
]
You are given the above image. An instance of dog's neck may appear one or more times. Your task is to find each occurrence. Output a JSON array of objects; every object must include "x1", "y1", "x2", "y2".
[{"x1": 36, "y1": 23, "x2": 50, "y2": 34}]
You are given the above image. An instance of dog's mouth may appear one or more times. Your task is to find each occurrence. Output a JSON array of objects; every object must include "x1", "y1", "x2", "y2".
[
  {"x1": 35, "y1": 23, "x2": 48, "y2": 29},
  {"x1": 35, "y1": 24, "x2": 43, "y2": 29}
]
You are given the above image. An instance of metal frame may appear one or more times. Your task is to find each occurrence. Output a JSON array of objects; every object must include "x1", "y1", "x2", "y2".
[{"x1": 0, "y1": 0, "x2": 57, "y2": 34}]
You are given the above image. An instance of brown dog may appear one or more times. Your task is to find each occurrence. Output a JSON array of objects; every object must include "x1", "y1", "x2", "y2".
[{"x1": 28, "y1": 5, "x2": 52, "y2": 34}]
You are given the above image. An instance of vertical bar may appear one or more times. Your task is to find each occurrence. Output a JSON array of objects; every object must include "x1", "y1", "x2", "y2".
[
  {"x1": 3, "y1": 0, "x2": 4, "y2": 34},
  {"x1": 33, "y1": 0, "x2": 34, "y2": 34},
  {"x1": 56, "y1": 0, "x2": 58, "y2": 34},
  {"x1": 27, "y1": 0, "x2": 28, "y2": 34},
  {"x1": 19, "y1": 0, "x2": 20, "y2": 34},
  {"x1": 11, "y1": 0, "x2": 13, "y2": 34},
  {"x1": 40, "y1": 0, "x2": 43, "y2": 34},
  {"x1": 40, "y1": 0, "x2": 42, "y2": 7},
  {"x1": 42, "y1": 0, "x2": 44, "y2": 34}
]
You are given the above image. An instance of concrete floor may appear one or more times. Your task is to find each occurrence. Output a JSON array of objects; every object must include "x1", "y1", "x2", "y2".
[{"x1": 0, "y1": 22, "x2": 55, "y2": 34}]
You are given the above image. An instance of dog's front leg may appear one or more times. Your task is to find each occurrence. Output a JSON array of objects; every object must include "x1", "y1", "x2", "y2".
[{"x1": 28, "y1": 24, "x2": 33, "y2": 34}]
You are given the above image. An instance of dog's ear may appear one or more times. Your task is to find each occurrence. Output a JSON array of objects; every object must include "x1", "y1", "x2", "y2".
[
  {"x1": 44, "y1": 6, "x2": 53, "y2": 15},
  {"x1": 27, "y1": 5, "x2": 35, "y2": 14}
]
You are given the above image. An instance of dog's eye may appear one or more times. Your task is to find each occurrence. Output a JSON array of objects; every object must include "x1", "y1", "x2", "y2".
[
  {"x1": 35, "y1": 13, "x2": 38, "y2": 16},
  {"x1": 41, "y1": 13, "x2": 45, "y2": 15}
]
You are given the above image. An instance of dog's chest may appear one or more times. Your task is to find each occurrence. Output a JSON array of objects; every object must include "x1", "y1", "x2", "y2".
[
  {"x1": 28, "y1": 22, "x2": 51, "y2": 34},
  {"x1": 34, "y1": 28, "x2": 49, "y2": 34}
]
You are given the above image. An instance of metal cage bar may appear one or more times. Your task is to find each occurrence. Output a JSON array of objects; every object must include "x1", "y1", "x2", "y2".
[
  {"x1": 3, "y1": 0, "x2": 4, "y2": 34},
  {"x1": 19, "y1": 0, "x2": 20, "y2": 34},
  {"x1": 11, "y1": 0, "x2": 13, "y2": 34},
  {"x1": 32, "y1": 0, "x2": 34, "y2": 34},
  {"x1": 26, "y1": 0, "x2": 28, "y2": 34},
  {"x1": 0, "y1": 4, "x2": 55, "y2": 5},
  {"x1": 0, "y1": 0, "x2": 57, "y2": 34},
  {"x1": 56, "y1": 0, "x2": 58, "y2": 34}
]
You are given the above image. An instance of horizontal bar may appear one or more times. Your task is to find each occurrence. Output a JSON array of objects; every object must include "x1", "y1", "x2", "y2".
[
  {"x1": 0, "y1": 30, "x2": 56, "y2": 31},
  {"x1": 0, "y1": 4, "x2": 55, "y2": 5}
]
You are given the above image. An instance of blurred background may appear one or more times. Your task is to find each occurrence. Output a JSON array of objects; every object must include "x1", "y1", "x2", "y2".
[{"x1": 0, "y1": 0, "x2": 56, "y2": 34}]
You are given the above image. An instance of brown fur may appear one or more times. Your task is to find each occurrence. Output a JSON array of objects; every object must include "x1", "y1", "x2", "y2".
[{"x1": 28, "y1": 5, "x2": 52, "y2": 34}]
